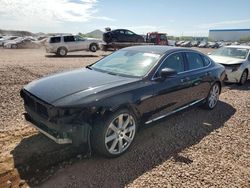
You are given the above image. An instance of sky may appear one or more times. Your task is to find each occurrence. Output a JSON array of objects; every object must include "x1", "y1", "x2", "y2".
[{"x1": 0, "y1": 0, "x2": 250, "y2": 36}]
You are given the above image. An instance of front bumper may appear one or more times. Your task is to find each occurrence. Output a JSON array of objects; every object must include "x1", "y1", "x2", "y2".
[
  {"x1": 21, "y1": 89, "x2": 90, "y2": 145},
  {"x1": 224, "y1": 68, "x2": 242, "y2": 83}
]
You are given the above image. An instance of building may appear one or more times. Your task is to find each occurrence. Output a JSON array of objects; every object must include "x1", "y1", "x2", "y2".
[{"x1": 209, "y1": 29, "x2": 250, "y2": 41}]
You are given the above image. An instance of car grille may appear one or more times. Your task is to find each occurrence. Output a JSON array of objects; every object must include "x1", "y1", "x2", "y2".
[{"x1": 21, "y1": 90, "x2": 49, "y2": 119}]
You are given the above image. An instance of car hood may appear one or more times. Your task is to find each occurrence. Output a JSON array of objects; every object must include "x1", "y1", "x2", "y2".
[
  {"x1": 24, "y1": 68, "x2": 139, "y2": 105},
  {"x1": 209, "y1": 55, "x2": 244, "y2": 65}
]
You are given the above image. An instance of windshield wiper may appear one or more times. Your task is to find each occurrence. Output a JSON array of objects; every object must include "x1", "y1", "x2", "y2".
[{"x1": 86, "y1": 65, "x2": 92, "y2": 70}]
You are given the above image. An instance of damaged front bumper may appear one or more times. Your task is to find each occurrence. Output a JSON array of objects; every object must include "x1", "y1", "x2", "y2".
[{"x1": 21, "y1": 89, "x2": 91, "y2": 146}]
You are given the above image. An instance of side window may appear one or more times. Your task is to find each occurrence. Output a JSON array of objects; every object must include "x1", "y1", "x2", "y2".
[
  {"x1": 186, "y1": 52, "x2": 204, "y2": 70},
  {"x1": 50, "y1": 37, "x2": 61, "y2": 43},
  {"x1": 202, "y1": 55, "x2": 211, "y2": 66},
  {"x1": 125, "y1": 31, "x2": 134, "y2": 35},
  {"x1": 248, "y1": 54, "x2": 250, "y2": 61},
  {"x1": 159, "y1": 53, "x2": 185, "y2": 73},
  {"x1": 64, "y1": 36, "x2": 75, "y2": 42}
]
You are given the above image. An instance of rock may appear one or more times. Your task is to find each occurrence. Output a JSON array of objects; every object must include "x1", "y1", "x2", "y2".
[
  {"x1": 6, "y1": 180, "x2": 12, "y2": 187},
  {"x1": 19, "y1": 179, "x2": 26, "y2": 186}
]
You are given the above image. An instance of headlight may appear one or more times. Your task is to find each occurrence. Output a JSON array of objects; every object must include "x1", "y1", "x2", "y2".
[{"x1": 231, "y1": 64, "x2": 241, "y2": 72}]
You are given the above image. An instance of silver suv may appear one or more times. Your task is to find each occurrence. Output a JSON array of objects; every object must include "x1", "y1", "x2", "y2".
[{"x1": 45, "y1": 35, "x2": 102, "y2": 56}]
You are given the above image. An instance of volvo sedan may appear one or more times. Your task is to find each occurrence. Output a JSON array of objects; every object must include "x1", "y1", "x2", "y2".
[{"x1": 20, "y1": 46, "x2": 225, "y2": 157}]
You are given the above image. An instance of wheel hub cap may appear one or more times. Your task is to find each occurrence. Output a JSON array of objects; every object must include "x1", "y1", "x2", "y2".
[{"x1": 105, "y1": 113, "x2": 136, "y2": 155}]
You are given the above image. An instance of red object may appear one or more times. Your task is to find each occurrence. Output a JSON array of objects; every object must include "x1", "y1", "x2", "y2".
[{"x1": 146, "y1": 32, "x2": 168, "y2": 45}]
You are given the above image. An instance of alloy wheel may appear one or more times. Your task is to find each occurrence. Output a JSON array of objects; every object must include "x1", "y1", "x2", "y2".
[
  {"x1": 105, "y1": 113, "x2": 136, "y2": 155},
  {"x1": 208, "y1": 84, "x2": 220, "y2": 109},
  {"x1": 91, "y1": 45, "x2": 97, "y2": 52},
  {"x1": 59, "y1": 49, "x2": 66, "y2": 56}
]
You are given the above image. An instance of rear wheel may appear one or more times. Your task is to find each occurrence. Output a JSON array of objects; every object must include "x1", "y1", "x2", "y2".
[
  {"x1": 91, "y1": 109, "x2": 137, "y2": 157},
  {"x1": 238, "y1": 70, "x2": 248, "y2": 85},
  {"x1": 89, "y1": 43, "x2": 98, "y2": 52},
  {"x1": 203, "y1": 82, "x2": 220, "y2": 110},
  {"x1": 57, "y1": 47, "x2": 67, "y2": 57}
]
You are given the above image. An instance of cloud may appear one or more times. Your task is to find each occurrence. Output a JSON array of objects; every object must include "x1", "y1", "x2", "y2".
[
  {"x1": 199, "y1": 19, "x2": 250, "y2": 29},
  {"x1": 0, "y1": 0, "x2": 113, "y2": 31}
]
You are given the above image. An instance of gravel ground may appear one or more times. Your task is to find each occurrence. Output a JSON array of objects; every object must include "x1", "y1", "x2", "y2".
[{"x1": 0, "y1": 47, "x2": 249, "y2": 188}]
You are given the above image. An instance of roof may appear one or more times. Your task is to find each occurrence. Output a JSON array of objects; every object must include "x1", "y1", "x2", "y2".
[
  {"x1": 121, "y1": 45, "x2": 196, "y2": 55},
  {"x1": 209, "y1": 29, "x2": 250, "y2": 32}
]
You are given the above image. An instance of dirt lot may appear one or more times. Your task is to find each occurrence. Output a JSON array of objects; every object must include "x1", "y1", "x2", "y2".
[{"x1": 0, "y1": 47, "x2": 249, "y2": 188}]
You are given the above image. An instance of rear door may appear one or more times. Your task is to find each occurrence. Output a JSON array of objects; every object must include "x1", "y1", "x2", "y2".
[
  {"x1": 183, "y1": 52, "x2": 212, "y2": 101},
  {"x1": 63, "y1": 36, "x2": 76, "y2": 51}
]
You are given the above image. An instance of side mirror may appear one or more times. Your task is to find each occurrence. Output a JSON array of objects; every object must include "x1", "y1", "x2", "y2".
[{"x1": 160, "y1": 68, "x2": 177, "y2": 78}]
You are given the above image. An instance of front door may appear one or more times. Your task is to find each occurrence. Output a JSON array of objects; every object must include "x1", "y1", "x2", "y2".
[{"x1": 149, "y1": 52, "x2": 193, "y2": 119}]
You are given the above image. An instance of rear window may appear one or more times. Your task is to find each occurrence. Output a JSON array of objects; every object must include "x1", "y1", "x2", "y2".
[
  {"x1": 202, "y1": 56, "x2": 211, "y2": 66},
  {"x1": 64, "y1": 36, "x2": 75, "y2": 42},
  {"x1": 50, "y1": 37, "x2": 61, "y2": 43},
  {"x1": 186, "y1": 52, "x2": 205, "y2": 70}
]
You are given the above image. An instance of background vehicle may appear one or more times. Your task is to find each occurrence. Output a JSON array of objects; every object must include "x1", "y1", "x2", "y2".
[
  {"x1": 45, "y1": 35, "x2": 102, "y2": 56},
  {"x1": 0, "y1": 36, "x2": 19, "y2": 46},
  {"x1": 208, "y1": 42, "x2": 219, "y2": 48},
  {"x1": 103, "y1": 29, "x2": 144, "y2": 43},
  {"x1": 21, "y1": 46, "x2": 225, "y2": 157},
  {"x1": 175, "y1": 41, "x2": 185, "y2": 46},
  {"x1": 3, "y1": 37, "x2": 40, "y2": 49},
  {"x1": 180, "y1": 41, "x2": 191, "y2": 47},
  {"x1": 191, "y1": 41, "x2": 200, "y2": 47},
  {"x1": 146, "y1": 32, "x2": 168, "y2": 45},
  {"x1": 198, "y1": 41, "x2": 208, "y2": 48},
  {"x1": 209, "y1": 45, "x2": 250, "y2": 85}
]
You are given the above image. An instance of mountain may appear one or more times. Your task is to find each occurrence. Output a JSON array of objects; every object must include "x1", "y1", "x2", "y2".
[
  {"x1": 85, "y1": 29, "x2": 103, "y2": 39},
  {"x1": 0, "y1": 29, "x2": 34, "y2": 36}
]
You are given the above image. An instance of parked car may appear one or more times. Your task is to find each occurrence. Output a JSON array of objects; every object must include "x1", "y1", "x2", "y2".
[
  {"x1": 175, "y1": 40, "x2": 185, "y2": 46},
  {"x1": 198, "y1": 41, "x2": 208, "y2": 48},
  {"x1": 103, "y1": 29, "x2": 144, "y2": 43},
  {"x1": 45, "y1": 35, "x2": 102, "y2": 56},
  {"x1": 0, "y1": 36, "x2": 19, "y2": 46},
  {"x1": 21, "y1": 46, "x2": 225, "y2": 157},
  {"x1": 191, "y1": 41, "x2": 200, "y2": 47},
  {"x1": 180, "y1": 41, "x2": 192, "y2": 47},
  {"x1": 208, "y1": 42, "x2": 219, "y2": 48},
  {"x1": 209, "y1": 45, "x2": 250, "y2": 85},
  {"x1": 3, "y1": 37, "x2": 40, "y2": 49}
]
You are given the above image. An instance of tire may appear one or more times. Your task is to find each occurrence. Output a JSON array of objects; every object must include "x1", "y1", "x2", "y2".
[
  {"x1": 238, "y1": 70, "x2": 248, "y2": 85},
  {"x1": 11, "y1": 44, "x2": 18, "y2": 49},
  {"x1": 91, "y1": 109, "x2": 137, "y2": 157},
  {"x1": 89, "y1": 43, "x2": 98, "y2": 52},
  {"x1": 57, "y1": 47, "x2": 67, "y2": 57},
  {"x1": 203, "y1": 82, "x2": 221, "y2": 110}
]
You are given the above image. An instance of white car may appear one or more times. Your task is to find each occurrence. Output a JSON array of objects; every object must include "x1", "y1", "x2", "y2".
[
  {"x1": 0, "y1": 36, "x2": 19, "y2": 46},
  {"x1": 45, "y1": 35, "x2": 102, "y2": 56},
  {"x1": 209, "y1": 45, "x2": 250, "y2": 85}
]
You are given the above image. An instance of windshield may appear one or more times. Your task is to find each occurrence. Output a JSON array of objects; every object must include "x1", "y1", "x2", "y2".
[
  {"x1": 91, "y1": 50, "x2": 161, "y2": 77},
  {"x1": 211, "y1": 47, "x2": 249, "y2": 59}
]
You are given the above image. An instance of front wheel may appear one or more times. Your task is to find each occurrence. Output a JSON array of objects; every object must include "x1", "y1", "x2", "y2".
[
  {"x1": 91, "y1": 109, "x2": 137, "y2": 157},
  {"x1": 203, "y1": 82, "x2": 220, "y2": 110},
  {"x1": 238, "y1": 70, "x2": 248, "y2": 85}
]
